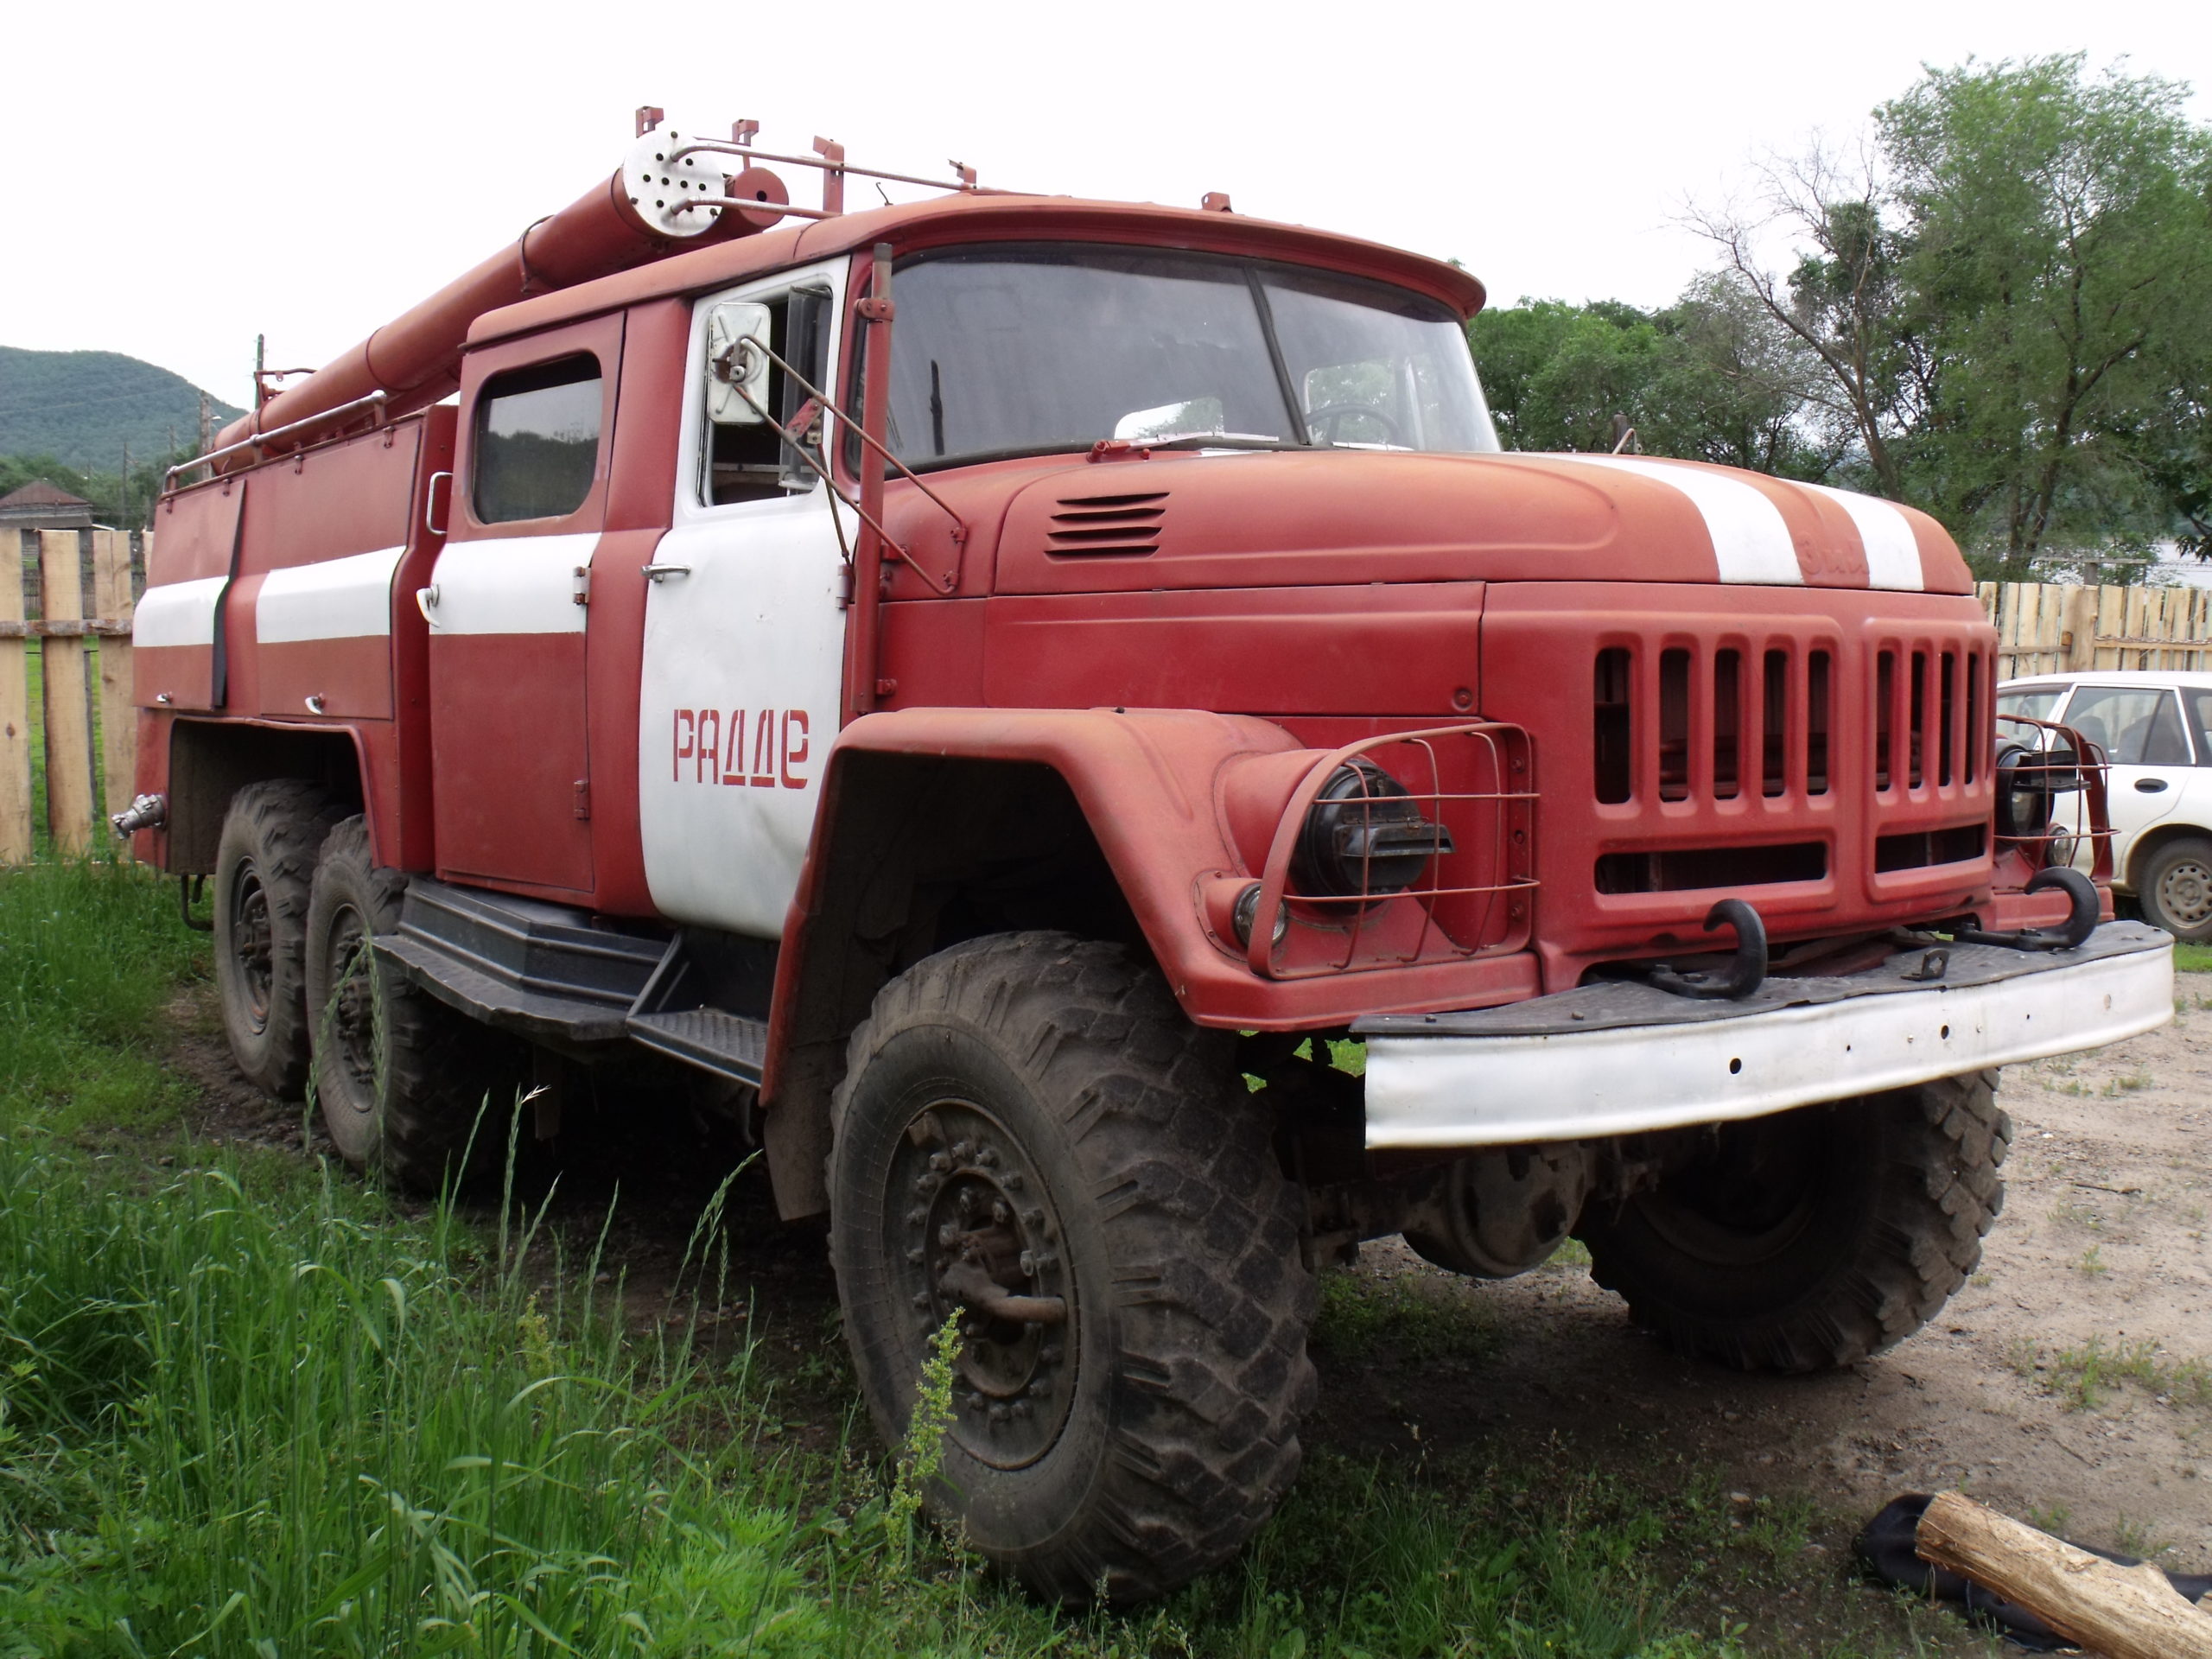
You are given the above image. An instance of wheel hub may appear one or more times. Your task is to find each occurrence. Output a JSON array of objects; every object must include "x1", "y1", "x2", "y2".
[
  {"x1": 323, "y1": 903, "x2": 378, "y2": 1105},
  {"x1": 2158, "y1": 858, "x2": 2212, "y2": 927},
  {"x1": 892, "y1": 1102, "x2": 1076, "y2": 1469},
  {"x1": 230, "y1": 861, "x2": 274, "y2": 1032}
]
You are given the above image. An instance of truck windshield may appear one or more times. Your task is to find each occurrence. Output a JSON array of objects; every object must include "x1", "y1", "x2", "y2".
[{"x1": 884, "y1": 245, "x2": 1500, "y2": 468}]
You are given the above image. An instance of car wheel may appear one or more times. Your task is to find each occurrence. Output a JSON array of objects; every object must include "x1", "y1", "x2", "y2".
[{"x1": 2138, "y1": 836, "x2": 2212, "y2": 943}]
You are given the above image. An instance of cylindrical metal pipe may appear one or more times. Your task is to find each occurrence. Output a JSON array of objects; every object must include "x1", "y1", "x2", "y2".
[{"x1": 212, "y1": 162, "x2": 785, "y2": 465}]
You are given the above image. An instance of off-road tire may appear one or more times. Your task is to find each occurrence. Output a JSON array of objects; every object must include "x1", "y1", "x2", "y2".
[
  {"x1": 2137, "y1": 836, "x2": 2212, "y2": 944},
  {"x1": 829, "y1": 932, "x2": 1318, "y2": 1604},
  {"x1": 304, "y1": 816, "x2": 525, "y2": 1191},
  {"x1": 1577, "y1": 1073, "x2": 2009, "y2": 1373},
  {"x1": 213, "y1": 780, "x2": 349, "y2": 1097}
]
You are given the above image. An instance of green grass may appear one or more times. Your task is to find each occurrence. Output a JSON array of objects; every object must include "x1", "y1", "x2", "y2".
[
  {"x1": 2172, "y1": 941, "x2": 2212, "y2": 975},
  {"x1": 0, "y1": 861, "x2": 1906, "y2": 1656},
  {"x1": 2036, "y1": 1336, "x2": 2212, "y2": 1413}
]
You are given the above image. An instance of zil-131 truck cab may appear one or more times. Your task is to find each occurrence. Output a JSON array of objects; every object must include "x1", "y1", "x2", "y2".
[{"x1": 119, "y1": 114, "x2": 2171, "y2": 1602}]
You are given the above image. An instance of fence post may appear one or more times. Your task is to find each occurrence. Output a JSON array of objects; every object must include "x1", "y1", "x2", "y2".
[
  {"x1": 0, "y1": 531, "x2": 32, "y2": 862},
  {"x1": 91, "y1": 530, "x2": 137, "y2": 855},
  {"x1": 2062, "y1": 586, "x2": 2099, "y2": 671},
  {"x1": 38, "y1": 529, "x2": 96, "y2": 854}
]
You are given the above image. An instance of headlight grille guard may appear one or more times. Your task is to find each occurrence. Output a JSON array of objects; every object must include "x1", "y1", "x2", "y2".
[
  {"x1": 1992, "y1": 713, "x2": 2113, "y2": 885},
  {"x1": 1243, "y1": 723, "x2": 1540, "y2": 981}
]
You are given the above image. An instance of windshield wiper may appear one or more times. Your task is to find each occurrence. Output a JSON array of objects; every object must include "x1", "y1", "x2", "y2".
[{"x1": 1140, "y1": 433, "x2": 1306, "y2": 452}]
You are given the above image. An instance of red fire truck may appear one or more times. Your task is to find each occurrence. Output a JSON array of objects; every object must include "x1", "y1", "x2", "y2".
[{"x1": 121, "y1": 114, "x2": 2171, "y2": 1602}]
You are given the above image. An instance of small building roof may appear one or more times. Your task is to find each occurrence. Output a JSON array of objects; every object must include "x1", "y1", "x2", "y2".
[
  {"x1": 0, "y1": 479, "x2": 98, "y2": 532},
  {"x1": 0, "y1": 480, "x2": 90, "y2": 509}
]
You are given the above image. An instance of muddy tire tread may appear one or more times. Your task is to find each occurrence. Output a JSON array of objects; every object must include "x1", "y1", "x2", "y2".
[
  {"x1": 1583, "y1": 1071, "x2": 2010, "y2": 1373},
  {"x1": 306, "y1": 817, "x2": 522, "y2": 1192},
  {"x1": 831, "y1": 931, "x2": 1317, "y2": 1603},
  {"x1": 213, "y1": 779, "x2": 349, "y2": 1098}
]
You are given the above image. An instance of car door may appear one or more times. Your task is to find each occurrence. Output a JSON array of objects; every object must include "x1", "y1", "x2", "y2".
[
  {"x1": 636, "y1": 259, "x2": 849, "y2": 936},
  {"x1": 2054, "y1": 682, "x2": 2193, "y2": 887}
]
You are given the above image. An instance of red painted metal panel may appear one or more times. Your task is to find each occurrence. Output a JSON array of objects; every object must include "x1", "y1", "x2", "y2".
[
  {"x1": 258, "y1": 638, "x2": 393, "y2": 721},
  {"x1": 989, "y1": 451, "x2": 1662, "y2": 595},
  {"x1": 238, "y1": 423, "x2": 416, "y2": 572},
  {"x1": 475, "y1": 194, "x2": 1488, "y2": 353},
  {"x1": 429, "y1": 631, "x2": 593, "y2": 893},
  {"x1": 582, "y1": 298, "x2": 690, "y2": 916},
  {"x1": 387, "y1": 406, "x2": 458, "y2": 871},
  {"x1": 1478, "y1": 582, "x2": 1997, "y2": 989},
  {"x1": 763, "y1": 707, "x2": 1546, "y2": 1103},
  {"x1": 981, "y1": 584, "x2": 1484, "y2": 715}
]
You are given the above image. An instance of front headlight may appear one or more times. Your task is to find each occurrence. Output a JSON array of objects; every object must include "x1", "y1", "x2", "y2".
[{"x1": 1291, "y1": 760, "x2": 1454, "y2": 902}]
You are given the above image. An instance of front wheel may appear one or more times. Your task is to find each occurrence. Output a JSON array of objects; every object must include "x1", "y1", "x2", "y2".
[
  {"x1": 829, "y1": 933, "x2": 1317, "y2": 1604},
  {"x1": 1577, "y1": 1073, "x2": 2010, "y2": 1372}
]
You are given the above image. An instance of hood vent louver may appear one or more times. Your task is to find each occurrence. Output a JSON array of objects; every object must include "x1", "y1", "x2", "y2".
[{"x1": 1046, "y1": 491, "x2": 1167, "y2": 556}]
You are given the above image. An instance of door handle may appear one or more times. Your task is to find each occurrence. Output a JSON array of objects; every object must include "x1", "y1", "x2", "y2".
[
  {"x1": 642, "y1": 563, "x2": 693, "y2": 582},
  {"x1": 2135, "y1": 778, "x2": 2170, "y2": 792},
  {"x1": 415, "y1": 585, "x2": 439, "y2": 625}
]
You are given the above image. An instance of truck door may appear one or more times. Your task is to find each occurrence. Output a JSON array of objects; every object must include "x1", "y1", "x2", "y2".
[
  {"x1": 636, "y1": 261, "x2": 849, "y2": 936},
  {"x1": 425, "y1": 314, "x2": 623, "y2": 895}
]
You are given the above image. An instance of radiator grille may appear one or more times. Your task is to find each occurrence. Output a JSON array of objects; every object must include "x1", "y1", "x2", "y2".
[{"x1": 1592, "y1": 641, "x2": 1837, "y2": 806}]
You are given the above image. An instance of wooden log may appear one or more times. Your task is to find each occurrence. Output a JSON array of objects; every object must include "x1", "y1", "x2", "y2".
[
  {"x1": 38, "y1": 529, "x2": 96, "y2": 855},
  {"x1": 0, "y1": 530, "x2": 33, "y2": 863},
  {"x1": 90, "y1": 530, "x2": 137, "y2": 856},
  {"x1": 1916, "y1": 1490, "x2": 2212, "y2": 1659}
]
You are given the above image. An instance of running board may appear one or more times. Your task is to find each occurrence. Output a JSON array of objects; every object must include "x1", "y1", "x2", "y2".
[
  {"x1": 375, "y1": 879, "x2": 667, "y2": 1045},
  {"x1": 376, "y1": 879, "x2": 772, "y2": 1083},
  {"x1": 624, "y1": 1008, "x2": 767, "y2": 1085}
]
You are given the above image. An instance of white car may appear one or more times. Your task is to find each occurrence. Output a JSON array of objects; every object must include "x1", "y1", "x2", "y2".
[{"x1": 1998, "y1": 670, "x2": 2212, "y2": 941}]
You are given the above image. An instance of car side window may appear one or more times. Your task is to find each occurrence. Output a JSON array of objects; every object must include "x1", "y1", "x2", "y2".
[
  {"x1": 1997, "y1": 687, "x2": 2064, "y2": 723},
  {"x1": 2063, "y1": 684, "x2": 2192, "y2": 766},
  {"x1": 473, "y1": 353, "x2": 603, "y2": 524},
  {"x1": 2183, "y1": 690, "x2": 2212, "y2": 765}
]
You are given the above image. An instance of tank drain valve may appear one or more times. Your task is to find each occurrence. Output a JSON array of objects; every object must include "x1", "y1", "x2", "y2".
[{"x1": 109, "y1": 792, "x2": 167, "y2": 838}]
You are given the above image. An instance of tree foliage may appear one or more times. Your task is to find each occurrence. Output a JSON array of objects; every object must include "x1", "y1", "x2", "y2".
[{"x1": 1494, "y1": 57, "x2": 2212, "y2": 580}]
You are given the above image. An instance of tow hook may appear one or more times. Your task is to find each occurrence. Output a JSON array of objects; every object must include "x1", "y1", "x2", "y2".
[
  {"x1": 1649, "y1": 898, "x2": 1768, "y2": 1001},
  {"x1": 1952, "y1": 864, "x2": 2100, "y2": 952}
]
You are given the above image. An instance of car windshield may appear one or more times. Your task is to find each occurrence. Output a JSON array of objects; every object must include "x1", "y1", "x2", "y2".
[{"x1": 882, "y1": 245, "x2": 1501, "y2": 469}]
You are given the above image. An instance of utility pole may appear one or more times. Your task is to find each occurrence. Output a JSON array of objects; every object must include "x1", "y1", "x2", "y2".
[
  {"x1": 120, "y1": 442, "x2": 130, "y2": 531},
  {"x1": 198, "y1": 390, "x2": 213, "y2": 455}
]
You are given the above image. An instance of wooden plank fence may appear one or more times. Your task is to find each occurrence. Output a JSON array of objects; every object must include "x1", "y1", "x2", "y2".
[
  {"x1": 1979, "y1": 582, "x2": 2212, "y2": 680},
  {"x1": 2, "y1": 529, "x2": 141, "y2": 861}
]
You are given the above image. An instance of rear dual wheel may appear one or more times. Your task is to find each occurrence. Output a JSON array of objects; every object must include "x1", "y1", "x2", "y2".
[
  {"x1": 830, "y1": 933, "x2": 1318, "y2": 1604},
  {"x1": 304, "y1": 817, "x2": 525, "y2": 1191},
  {"x1": 213, "y1": 781, "x2": 350, "y2": 1096}
]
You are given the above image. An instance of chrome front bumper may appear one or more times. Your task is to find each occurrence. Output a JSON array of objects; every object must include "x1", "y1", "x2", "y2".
[{"x1": 1356, "y1": 923, "x2": 2173, "y2": 1148}]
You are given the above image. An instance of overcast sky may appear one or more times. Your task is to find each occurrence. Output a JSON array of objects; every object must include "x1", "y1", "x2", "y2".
[{"x1": 3, "y1": 0, "x2": 2205, "y2": 411}]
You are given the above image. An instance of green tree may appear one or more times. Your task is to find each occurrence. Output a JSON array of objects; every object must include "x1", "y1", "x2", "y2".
[{"x1": 1884, "y1": 56, "x2": 2212, "y2": 573}]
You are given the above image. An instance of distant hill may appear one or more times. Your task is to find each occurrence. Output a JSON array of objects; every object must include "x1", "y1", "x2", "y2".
[{"x1": 0, "y1": 346, "x2": 244, "y2": 469}]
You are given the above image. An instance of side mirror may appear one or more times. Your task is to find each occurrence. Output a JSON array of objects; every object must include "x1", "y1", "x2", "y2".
[{"x1": 705, "y1": 301, "x2": 772, "y2": 425}]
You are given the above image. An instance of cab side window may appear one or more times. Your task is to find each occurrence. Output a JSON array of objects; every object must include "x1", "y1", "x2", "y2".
[
  {"x1": 2183, "y1": 690, "x2": 2212, "y2": 765},
  {"x1": 474, "y1": 354, "x2": 603, "y2": 524},
  {"x1": 706, "y1": 287, "x2": 832, "y2": 505}
]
